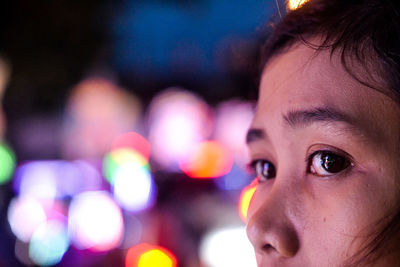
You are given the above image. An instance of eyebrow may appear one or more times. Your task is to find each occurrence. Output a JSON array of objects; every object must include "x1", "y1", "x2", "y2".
[
  {"x1": 246, "y1": 128, "x2": 266, "y2": 143},
  {"x1": 246, "y1": 107, "x2": 356, "y2": 144},
  {"x1": 283, "y1": 107, "x2": 353, "y2": 128}
]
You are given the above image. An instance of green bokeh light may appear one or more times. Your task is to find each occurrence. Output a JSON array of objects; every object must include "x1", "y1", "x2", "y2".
[
  {"x1": 0, "y1": 142, "x2": 16, "y2": 185},
  {"x1": 102, "y1": 148, "x2": 150, "y2": 185}
]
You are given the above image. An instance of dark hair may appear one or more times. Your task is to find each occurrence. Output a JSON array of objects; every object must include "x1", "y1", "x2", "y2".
[
  {"x1": 260, "y1": 0, "x2": 400, "y2": 265},
  {"x1": 262, "y1": 0, "x2": 400, "y2": 101}
]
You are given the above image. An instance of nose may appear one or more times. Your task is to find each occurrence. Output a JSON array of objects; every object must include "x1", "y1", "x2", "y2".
[{"x1": 246, "y1": 184, "x2": 300, "y2": 258}]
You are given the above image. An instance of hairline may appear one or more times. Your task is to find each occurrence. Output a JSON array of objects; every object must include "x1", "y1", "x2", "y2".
[{"x1": 260, "y1": 35, "x2": 400, "y2": 104}]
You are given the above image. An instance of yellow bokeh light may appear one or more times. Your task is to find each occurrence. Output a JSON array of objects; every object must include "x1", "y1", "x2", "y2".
[
  {"x1": 138, "y1": 249, "x2": 176, "y2": 267},
  {"x1": 110, "y1": 148, "x2": 148, "y2": 167},
  {"x1": 288, "y1": 0, "x2": 309, "y2": 10},
  {"x1": 239, "y1": 184, "x2": 257, "y2": 222}
]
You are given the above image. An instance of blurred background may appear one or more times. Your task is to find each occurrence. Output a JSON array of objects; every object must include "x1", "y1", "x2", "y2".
[{"x1": 0, "y1": 0, "x2": 294, "y2": 266}]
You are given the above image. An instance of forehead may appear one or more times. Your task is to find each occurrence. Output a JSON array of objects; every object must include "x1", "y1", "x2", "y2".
[
  {"x1": 252, "y1": 43, "x2": 400, "y2": 144},
  {"x1": 260, "y1": 44, "x2": 367, "y2": 108}
]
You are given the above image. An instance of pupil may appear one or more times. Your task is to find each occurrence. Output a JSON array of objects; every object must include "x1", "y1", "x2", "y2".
[
  {"x1": 257, "y1": 161, "x2": 276, "y2": 180},
  {"x1": 321, "y1": 153, "x2": 345, "y2": 173},
  {"x1": 262, "y1": 162, "x2": 275, "y2": 178}
]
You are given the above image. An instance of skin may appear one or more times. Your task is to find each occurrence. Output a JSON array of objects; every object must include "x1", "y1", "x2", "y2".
[{"x1": 246, "y1": 42, "x2": 400, "y2": 266}]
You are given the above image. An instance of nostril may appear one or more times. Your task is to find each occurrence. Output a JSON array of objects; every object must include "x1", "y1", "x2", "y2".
[
  {"x1": 255, "y1": 228, "x2": 299, "y2": 257},
  {"x1": 246, "y1": 198, "x2": 300, "y2": 258},
  {"x1": 262, "y1": 244, "x2": 275, "y2": 252}
]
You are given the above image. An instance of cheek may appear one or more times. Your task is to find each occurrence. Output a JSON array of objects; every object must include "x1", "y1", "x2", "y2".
[
  {"x1": 302, "y1": 174, "x2": 398, "y2": 257},
  {"x1": 245, "y1": 168, "x2": 400, "y2": 264}
]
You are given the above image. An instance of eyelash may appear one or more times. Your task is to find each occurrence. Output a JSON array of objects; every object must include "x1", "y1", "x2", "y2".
[{"x1": 249, "y1": 150, "x2": 352, "y2": 182}]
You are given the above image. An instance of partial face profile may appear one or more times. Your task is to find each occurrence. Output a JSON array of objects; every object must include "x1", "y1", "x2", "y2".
[{"x1": 246, "y1": 43, "x2": 400, "y2": 266}]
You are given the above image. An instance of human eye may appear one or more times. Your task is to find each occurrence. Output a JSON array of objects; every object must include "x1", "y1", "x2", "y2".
[
  {"x1": 308, "y1": 150, "x2": 351, "y2": 177},
  {"x1": 249, "y1": 159, "x2": 276, "y2": 182}
]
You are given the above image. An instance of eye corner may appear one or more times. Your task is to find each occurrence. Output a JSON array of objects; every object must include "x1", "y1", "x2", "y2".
[{"x1": 245, "y1": 159, "x2": 262, "y2": 176}]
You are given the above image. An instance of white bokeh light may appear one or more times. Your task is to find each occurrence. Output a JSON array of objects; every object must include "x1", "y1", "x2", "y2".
[
  {"x1": 199, "y1": 225, "x2": 256, "y2": 267},
  {"x1": 68, "y1": 191, "x2": 124, "y2": 251},
  {"x1": 16, "y1": 162, "x2": 57, "y2": 200},
  {"x1": 7, "y1": 196, "x2": 47, "y2": 242},
  {"x1": 148, "y1": 88, "x2": 212, "y2": 169},
  {"x1": 112, "y1": 163, "x2": 155, "y2": 212}
]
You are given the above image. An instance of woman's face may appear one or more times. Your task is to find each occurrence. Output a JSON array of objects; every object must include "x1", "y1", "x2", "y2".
[{"x1": 246, "y1": 43, "x2": 400, "y2": 266}]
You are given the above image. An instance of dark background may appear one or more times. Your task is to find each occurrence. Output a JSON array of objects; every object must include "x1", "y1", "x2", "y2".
[{"x1": 0, "y1": 0, "x2": 280, "y2": 266}]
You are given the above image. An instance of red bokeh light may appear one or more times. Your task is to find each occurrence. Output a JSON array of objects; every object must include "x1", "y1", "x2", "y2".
[{"x1": 111, "y1": 132, "x2": 151, "y2": 160}]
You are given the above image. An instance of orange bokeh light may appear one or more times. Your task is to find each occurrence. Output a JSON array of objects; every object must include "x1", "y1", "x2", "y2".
[
  {"x1": 288, "y1": 0, "x2": 309, "y2": 10},
  {"x1": 112, "y1": 132, "x2": 151, "y2": 160},
  {"x1": 126, "y1": 244, "x2": 177, "y2": 267},
  {"x1": 239, "y1": 180, "x2": 258, "y2": 222},
  {"x1": 179, "y1": 141, "x2": 233, "y2": 179}
]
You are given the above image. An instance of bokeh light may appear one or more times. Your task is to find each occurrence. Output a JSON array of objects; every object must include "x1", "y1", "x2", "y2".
[
  {"x1": 288, "y1": 0, "x2": 309, "y2": 10},
  {"x1": 14, "y1": 161, "x2": 58, "y2": 200},
  {"x1": 0, "y1": 1, "x2": 283, "y2": 266},
  {"x1": 239, "y1": 181, "x2": 258, "y2": 222},
  {"x1": 29, "y1": 219, "x2": 70, "y2": 266},
  {"x1": 63, "y1": 77, "x2": 142, "y2": 159},
  {"x1": 103, "y1": 143, "x2": 155, "y2": 212},
  {"x1": 214, "y1": 100, "x2": 253, "y2": 166},
  {"x1": 179, "y1": 141, "x2": 233, "y2": 179},
  {"x1": 138, "y1": 248, "x2": 177, "y2": 267},
  {"x1": 112, "y1": 163, "x2": 156, "y2": 212},
  {"x1": 59, "y1": 160, "x2": 103, "y2": 196},
  {"x1": 147, "y1": 88, "x2": 213, "y2": 169},
  {"x1": 199, "y1": 226, "x2": 256, "y2": 267},
  {"x1": 126, "y1": 244, "x2": 177, "y2": 267},
  {"x1": 8, "y1": 196, "x2": 47, "y2": 242},
  {"x1": 103, "y1": 148, "x2": 149, "y2": 185},
  {"x1": 13, "y1": 160, "x2": 103, "y2": 200},
  {"x1": 112, "y1": 132, "x2": 151, "y2": 161},
  {"x1": 126, "y1": 243, "x2": 152, "y2": 267},
  {"x1": 0, "y1": 142, "x2": 16, "y2": 185},
  {"x1": 68, "y1": 191, "x2": 124, "y2": 251},
  {"x1": 215, "y1": 164, "x2": 252, "y2": 191}
]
